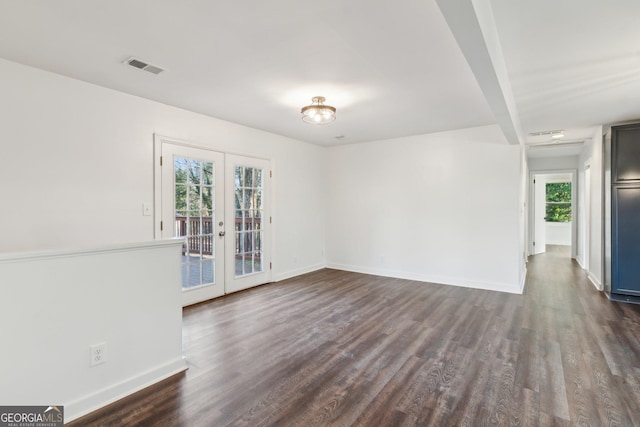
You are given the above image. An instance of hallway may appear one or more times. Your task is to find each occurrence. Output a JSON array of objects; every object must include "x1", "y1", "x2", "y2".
[
  {"x1": 525, "y1": 245, "x2": 640, "y2": 424},
  {"x1": 70, "y1": 251, "x2": 640, "y2": 426}
]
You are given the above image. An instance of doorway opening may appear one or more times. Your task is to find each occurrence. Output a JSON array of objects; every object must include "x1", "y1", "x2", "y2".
[{"x1": 530, "y1": 170, "x2": 577, "y2": 259}]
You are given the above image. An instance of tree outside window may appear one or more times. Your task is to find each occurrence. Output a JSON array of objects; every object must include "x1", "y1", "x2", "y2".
[{"x1": 545, "y1": 182, "x2": 571, "y2": 222}]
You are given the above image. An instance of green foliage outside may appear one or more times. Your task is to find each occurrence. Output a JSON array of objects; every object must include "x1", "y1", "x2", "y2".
[
  {"x1": 174, "y1": 160, "x2": 264, "y2": 219},
  {"x1": 175, "y1": 158, "x2": 213, "y2": 216},
  {"x1": 545, "y1": 182, "x2": 571, "y2": 222}
]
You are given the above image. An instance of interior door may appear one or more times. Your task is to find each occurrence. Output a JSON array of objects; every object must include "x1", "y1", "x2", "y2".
[
  {"x1": 160, "y1": 143, "x2": 225, "y2": 306},
  {"x1": 533, "y1": 174, "x2": 546, "y2": 255},
  {"x1": 584, "y1": 164, "x2": 591, "y2": 270},
  {"x1": 224, "y1": 154, "x2": 271, "y2": 293}
]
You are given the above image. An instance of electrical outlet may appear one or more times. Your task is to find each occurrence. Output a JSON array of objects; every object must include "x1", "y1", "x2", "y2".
[{"x1": 90, "y1": 343, "x2": 107, "y2": 367}]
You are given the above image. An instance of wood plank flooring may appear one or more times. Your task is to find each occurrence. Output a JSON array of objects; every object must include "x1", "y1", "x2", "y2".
[{"x1": 69, "y1": 246, "x2": 640, "y2": 426}]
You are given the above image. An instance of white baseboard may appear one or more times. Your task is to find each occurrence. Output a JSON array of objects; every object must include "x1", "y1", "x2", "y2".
[
  {"x1": 65, "y1": 357, "x2": 188, "y2": 423},
  {"x1": 519, "y1": 266, "x2": 527, "y2": 293},
  {"x1": 587, "y1": 272, "x2": 604, "y2": 291},
  {"x1": 326, "y1": 263, "x2": 523, "y2": 294},
  {"x1": 274, "y1": 263, "x2": 325, "y2": 282}
]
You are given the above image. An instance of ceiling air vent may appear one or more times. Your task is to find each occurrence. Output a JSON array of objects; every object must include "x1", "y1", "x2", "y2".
[
  {"x1": 123, "y1": 57, "x2": 165, "y2": 75},
  {"x1": 529, "y1": 130, "x2": 563, "y2": 137}
]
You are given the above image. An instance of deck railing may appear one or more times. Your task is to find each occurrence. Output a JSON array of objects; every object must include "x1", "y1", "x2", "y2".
[{"x1": 175, "y1": 216, "x2": 261, "y2": 258}]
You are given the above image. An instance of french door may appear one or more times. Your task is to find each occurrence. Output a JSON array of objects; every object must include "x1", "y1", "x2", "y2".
[
  {"x1": 156, "y1": 139, "x2": 271, "y2": 306},
  {"x1": 224, "y1": 154, "x2": 270, "y2": 293}
]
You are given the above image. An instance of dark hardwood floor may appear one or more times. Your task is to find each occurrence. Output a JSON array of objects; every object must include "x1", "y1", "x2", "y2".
[{"x1": 69, "y1": 246, "x2": 640, "y2": 426}]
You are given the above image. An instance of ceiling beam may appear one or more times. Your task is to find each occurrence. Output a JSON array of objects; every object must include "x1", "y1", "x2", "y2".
[{"x1": 436, "y1": 0, "x2": 523, "y2": 145}]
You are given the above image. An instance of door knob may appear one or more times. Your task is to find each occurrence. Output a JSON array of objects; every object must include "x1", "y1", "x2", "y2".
[{"x1": 219, "y1": 231, "x2": 226, "y2": 237}]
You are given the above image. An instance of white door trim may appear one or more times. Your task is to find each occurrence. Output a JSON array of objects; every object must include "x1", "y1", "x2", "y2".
[
  {"x1": 584, "y1": 160, "x2": 591, "y2": 271},
  {"x1": 528, "y1": 168, "x2": 578, "y2": 258},
  {"x1": 153, "y1": 134, "x2": 273, "y2": 304}
]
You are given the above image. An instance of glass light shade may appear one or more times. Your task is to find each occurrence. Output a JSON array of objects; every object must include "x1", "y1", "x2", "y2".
[{"x1": 301, "y1": 96, "x2": 336, "y2": 125}]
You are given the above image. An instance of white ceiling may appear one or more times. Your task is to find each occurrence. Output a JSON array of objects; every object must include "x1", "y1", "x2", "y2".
[
  {"x1": 492, "y1": 0, "x2": 640, "y2": 134},
  {"x1": 0, "y1": 0, "x2": 638, "y2": 150}
]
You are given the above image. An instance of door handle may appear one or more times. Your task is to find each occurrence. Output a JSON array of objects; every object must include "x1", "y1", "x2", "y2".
[{"x1": 219, "y1": 231, "x2": 226, "y2": 237}]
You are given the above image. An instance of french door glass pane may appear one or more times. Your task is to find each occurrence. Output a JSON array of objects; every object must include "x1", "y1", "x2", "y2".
[
  {"x1": 234, "y1": 165, "x2": 264, "y2": 277},
  {"x1": 175, "y1": 157, "x2": 216, "y2": 290}
]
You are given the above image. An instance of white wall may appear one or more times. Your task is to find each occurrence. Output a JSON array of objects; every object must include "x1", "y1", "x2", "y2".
[
  {"x1": 576, "y1": 153, "x2": 588, "y2": 267},
  {"x1": 546, "y1": 222, "x2": 571, "y2": 245},
  {"x1": 528, "y1": 156, "x2": 579, "y2": 171},
  {"x1": 585, "y1": 126, "x2": 604, "y2": 289},
  {"x1": 0, "y1": 58, "x2": 326, "y2": 280},
  {"x1": 519, "y1": 146, "x2": 528, "y2": 289},
  {"x1": 576, "y1": 141, "x2": 595, "y2": 271},
  {"x1": 325, "y1": 125, "x2": 523, "y2": 294},
  {"x1": 0, "y1": 240, "x2": 186, "y2": 422}
]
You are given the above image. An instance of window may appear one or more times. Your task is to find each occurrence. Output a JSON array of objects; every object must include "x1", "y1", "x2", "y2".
[
  {"x1": 545, "y1": 182, "x2": 571, "y2": 222},
  {"x1": 234, "y1": 165, "x2": 264, "y2": 277}
]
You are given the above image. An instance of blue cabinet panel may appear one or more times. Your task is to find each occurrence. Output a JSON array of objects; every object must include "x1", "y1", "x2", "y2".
[
  {"x1": 612, "y1": 185, "x2": 640, "y2": 296},
  {"x1": 612, "y1": 124, "x2": 640, "y2": 183}
]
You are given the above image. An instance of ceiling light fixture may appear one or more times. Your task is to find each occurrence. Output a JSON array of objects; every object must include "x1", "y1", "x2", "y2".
[{"x1": 301, "y1": 96, "x2": 336, "y2": 125}]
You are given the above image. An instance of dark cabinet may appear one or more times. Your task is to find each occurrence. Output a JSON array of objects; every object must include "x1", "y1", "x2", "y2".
[
  {"x1": 612, "y1": 124, "x2": 640, "y2": 182},
  {"x1": 611, "y1": 124, "x2": 640, "y2": 300}
]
